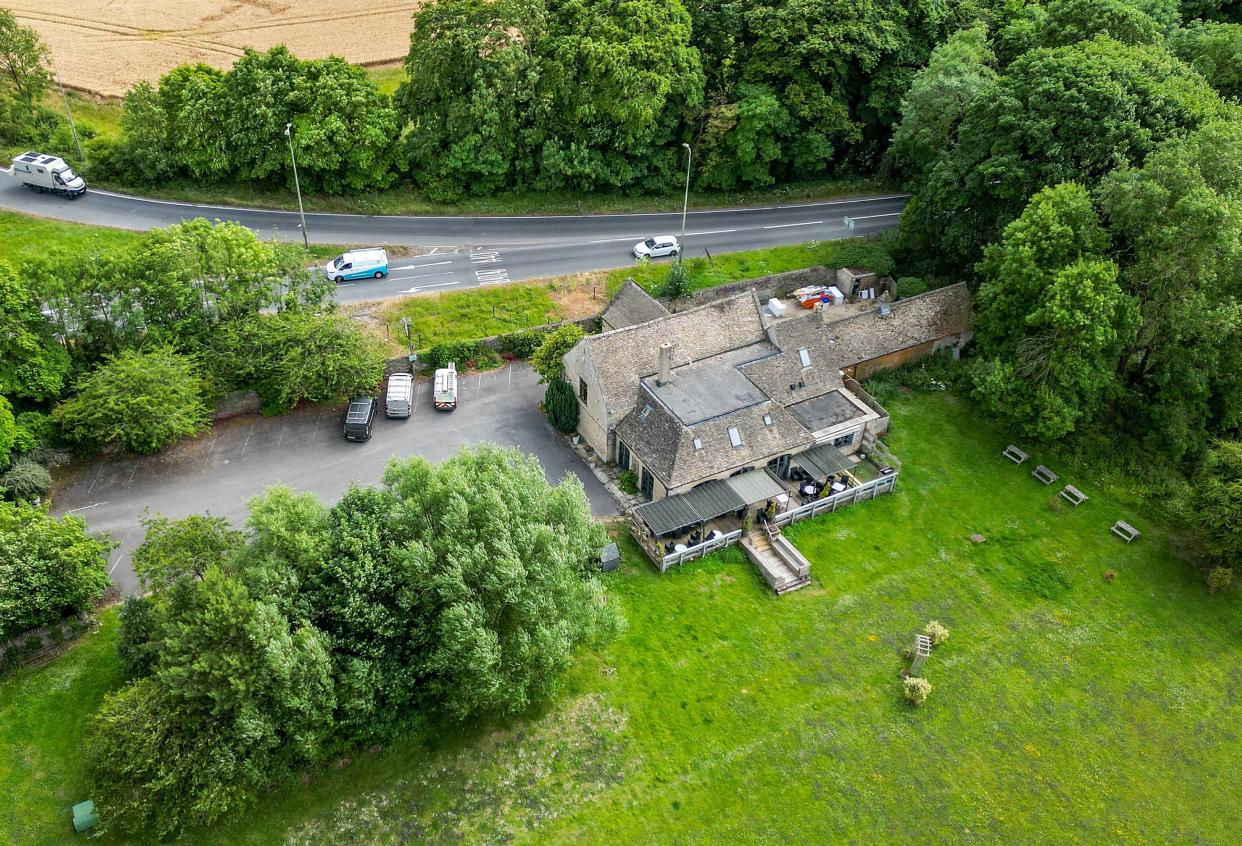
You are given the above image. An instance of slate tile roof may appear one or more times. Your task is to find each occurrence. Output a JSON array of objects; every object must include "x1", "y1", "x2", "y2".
[
  {"x1": 617, "y1": 383, "x2": 813, "y2": 490},
  {"x1": 600, "y1": 279, "x2": 671, "y2": 330},
  {"x1": 582, "y1": 290, "x2": 768, "y2": 422},
  {"x1": 829, "y1": 283, "x2": 972, "y2": 366}
]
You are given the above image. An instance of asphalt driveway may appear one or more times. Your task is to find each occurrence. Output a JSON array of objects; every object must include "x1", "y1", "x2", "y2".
[{"x1": 52, "y1": 363, "x2": 616, "y2": 595}]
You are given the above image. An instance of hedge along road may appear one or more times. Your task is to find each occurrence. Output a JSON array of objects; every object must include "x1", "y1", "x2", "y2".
[{"x1": 0, "y1": 175, "x2": 907, "y2": 303}]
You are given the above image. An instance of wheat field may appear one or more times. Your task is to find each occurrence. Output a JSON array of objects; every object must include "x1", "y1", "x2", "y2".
[{"x1": 11, "y1": 1, "x2": 423, "y2": 97}]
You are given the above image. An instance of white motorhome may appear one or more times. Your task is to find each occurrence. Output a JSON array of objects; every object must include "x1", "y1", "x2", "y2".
[
  {"x1": 433, "y1": 363, "x2": 458, "y2": 411},
  {"x1": 385, "y1": 373, "x2": 413, "y2": 418},
  {"x1": 9, "y1": 152, "x2": 86, "y2": 198}
]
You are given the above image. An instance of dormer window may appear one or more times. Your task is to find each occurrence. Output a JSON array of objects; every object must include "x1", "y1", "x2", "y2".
[
  {"x1": 798, "y1": 348, "x2": 812, "y2": 368},
  {"x1": 728, "y1": 426, "x2": 742, "y2": 448},
  {"x1": 763, "y1": 414, "x2": 773, "y2": 426}
]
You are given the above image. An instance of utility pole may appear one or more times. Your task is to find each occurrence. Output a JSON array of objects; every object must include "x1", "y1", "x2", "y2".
[
  {"x1": 399, "y1": 317, "x2": 413, "y2": 354},
  {"x1": 50, "y1": 55, "x2": 83, "y2": 161},
  {"x1": 285, "y1": 123, "x2": 309, "y2": 248},
  {"x1": 679, "y1": 142, "x2": 692, "y2": 262}
]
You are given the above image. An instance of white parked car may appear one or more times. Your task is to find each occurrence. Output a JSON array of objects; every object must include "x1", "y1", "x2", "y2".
[{"x1": 633, "y1": 235, "x2": 680, "y2": 260}]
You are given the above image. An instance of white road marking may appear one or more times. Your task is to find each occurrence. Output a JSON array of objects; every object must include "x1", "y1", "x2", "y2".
[
  {"x1": 846, "y1": 212, "x2": 902, "y2": 221},
  {"x1": 68, "y1": 501, "x2": 107, "y2": 513},
  {"x1": 390, "y1": 260, "x2": 452, "y2": 272},
  {"x1": 239, "y1": 423, "x2": 255, "y2": 459},
  {"x1": 109, "y1": 554, "x2": 126, "y2": 576},
  {"x1": 686, "y1": 228, "x2": 738, "y2": 236},
  {"x1": 470, "y1": 250, "x2": 503, "y2": 264},
  {"x1": 762, "y1": 220, "x2": 824, "y2": 229},
  {"x1": 589, "y1": 236, "x2": 642, "y2": 244},
  {"x1": 401, "y1": 279, "x2": 461, "y2": 294}
]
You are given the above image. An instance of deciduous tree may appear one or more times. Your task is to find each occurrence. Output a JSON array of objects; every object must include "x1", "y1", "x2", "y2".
[
  {"x1": 53, "y1": 347, "x2": 210, "y2": 453},
  {"x1": 530, "y1": 323, "x2": 585, "y2": 383},
  {"x1": 0, "y1": 501, "x2": 113, "y2": 638}
]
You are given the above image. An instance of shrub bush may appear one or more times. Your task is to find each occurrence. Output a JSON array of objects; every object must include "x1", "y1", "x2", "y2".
[
  {"x1": 423, "y1": 340, "x2": 501, "y2": 372},
  {"x1": 1, "y1": 457, "x2": 52, "y2": 501},
  {"x1": 924, "y1": 620, "x2": 949, "y2": 647},
  {"x1": 530, "y1": 324, "x2": 586, "y2": 383},
  {"x1": 897, "y1": 276, "x2": 929, "y2": 298},
  {"x1": 618, "y1": 470, "x2": 638, "y2": 495},
  {"x1": 662, "y1": 261, "x2": 693, "y2": 299},
  {"x1": 544, "y1": 378, "x2": 579, "y2": 433},
  {"x1": 13, "y1": 410, "x2": 53, "y2": 454},
  {"x1": 1207, "y1": 566, "x2": 1234, "y2": 594},
  {"x1": 499, "y1": 330, "x2": 547, "y2": 359},
  {"x1": 903, "y1": 676, "x2": 932, "y2": 706},
  {"x1": 53, "y1": 347, "x2": 210, "y2": 454}
]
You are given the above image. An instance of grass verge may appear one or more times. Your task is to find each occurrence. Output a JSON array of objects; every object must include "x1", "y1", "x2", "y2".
[
  {"x1": 4, "y1": 390, "x2": 1239, "y2": 845},
  {"x1": 0, "y1": 211, "x2": 143, "y2": 266},
  {"x1": 608, "y1": 234, "x2": 896, "y2": 297}
]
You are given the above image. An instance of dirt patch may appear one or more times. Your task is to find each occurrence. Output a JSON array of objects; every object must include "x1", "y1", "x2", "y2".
[{"x1": 12, "y1": 1, "x2": 423, "y2": 97}]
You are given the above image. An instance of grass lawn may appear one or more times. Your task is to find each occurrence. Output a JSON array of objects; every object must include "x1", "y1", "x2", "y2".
[
  {"x1": 369, "y1": 284, "x2": 566, "y2": 352},
  {"x1": 4, "y1": 391, "x2": 1239, "y2": 845},
  {"x1": 608, "y1": 235, "x2": 896, "y2": 297},
  {"x1": 0, "y1": 211, "x2": 143, "y2": 267}
]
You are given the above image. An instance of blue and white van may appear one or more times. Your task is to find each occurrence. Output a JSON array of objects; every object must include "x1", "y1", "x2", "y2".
[{"x1": 323, "y1": 248, "x2": 389, "y2": 283}]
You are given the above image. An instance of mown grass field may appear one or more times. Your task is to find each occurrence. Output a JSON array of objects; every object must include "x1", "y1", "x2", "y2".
[
  {"x1": 608, "y1": 234, "x2": 896, "y2": 296},
  {"x1": 0, "y1": 211, "x2": 143, "y2": 267},
  {"x1": 3, "y1": 391, "x2": 1238, "y2": 845}
]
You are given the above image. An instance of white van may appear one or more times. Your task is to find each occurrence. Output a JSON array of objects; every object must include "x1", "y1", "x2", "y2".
[
  {"x1": 433, "y1": 363, "x2": 458, "y2": 411},
  {"x1": 323, "y1": 248, "x2": 389, "y2": 283},
  {"x1": 385, "y1": 373, "x2": 413, "y2": 418}
]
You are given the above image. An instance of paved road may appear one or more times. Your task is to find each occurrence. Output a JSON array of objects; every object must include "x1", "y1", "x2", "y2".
[
  {"x1": 0, "y1": 175, "x2": 907, "y2": 303},
  {"x1": 52, "y1": 364, "x2": 616, "y2": 595}
]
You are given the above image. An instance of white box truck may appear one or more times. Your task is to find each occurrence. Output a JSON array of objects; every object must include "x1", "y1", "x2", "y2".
[
  {"x1": 9, "y1": 152, "x2": 86, "y2": 198},
  {"x1": 385, "y1": 373, "x2": 413, "y2": 418},
  {"x1": 433, "y1": 363, "x2": 457, "y2": 411}
]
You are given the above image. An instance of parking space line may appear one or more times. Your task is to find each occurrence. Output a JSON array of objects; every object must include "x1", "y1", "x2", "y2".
[
  {"x1": 108, "y1": 554, "x2": 126, "y2": 576},
  {"x1": 239, "y1": 423, "x2": 255, "y2": 459},
  {"x1": 275, "y1": 420, "x2": 288, "y2": 449},
  {"x1": 204, "y1": 435, "x2": 218, "y2": 466}
]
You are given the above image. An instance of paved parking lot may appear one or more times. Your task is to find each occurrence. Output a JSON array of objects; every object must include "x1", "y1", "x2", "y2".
[{"x1": 52, "y1": 363, "x2": 616, "y2": 595}]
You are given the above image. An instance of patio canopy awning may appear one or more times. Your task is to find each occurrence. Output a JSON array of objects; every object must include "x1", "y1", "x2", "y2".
[
  {"x1": 795, "y1": 443, "x2": 853, "y2": 480},
  {"x1": 635, "y1": 468, "x2": 787, "y2": 537}
]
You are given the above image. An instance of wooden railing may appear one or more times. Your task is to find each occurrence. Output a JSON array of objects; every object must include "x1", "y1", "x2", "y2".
[
  {"x1": 771, "y1": 472, "x2": 898, "y2": 529},
  {"x1": 658, "y1": 529, "x2": 743, "y2": 572}
]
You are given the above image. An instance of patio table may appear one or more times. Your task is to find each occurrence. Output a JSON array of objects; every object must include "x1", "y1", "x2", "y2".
[
  {"x1": 830, "y1": 482, "x2": 846, "y2": 493},
  {"x1": 674, "y1": 543, "x2": 688, "y2": 553}
]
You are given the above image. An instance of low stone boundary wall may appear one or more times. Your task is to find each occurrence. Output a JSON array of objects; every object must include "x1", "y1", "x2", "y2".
[{"x1": 0, "y1": 611, "x2": 97, "y2": 676}]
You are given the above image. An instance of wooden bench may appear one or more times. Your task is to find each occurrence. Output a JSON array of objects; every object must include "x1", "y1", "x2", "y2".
[
  {"x1": 1059, "y1": 485, "x2": 1088, "y2": 506},
  {"x1": 1003, "y1": 444, "x2": 1028, "y2": 464},
  {"x1": 1032, "y1": 465, "x2": 1059, "y2": 485},
  {"x1": 1111, "y1": 520, "x2": 1140, "y2": 543}
]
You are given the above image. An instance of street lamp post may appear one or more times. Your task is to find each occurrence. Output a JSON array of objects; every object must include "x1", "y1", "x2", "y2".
[
  {"x1": 285, "y1": 123, "x2": 310, "y2": 248},
  {"x1": 679, "y1": 143, "x2": 692, "y2": 262}
]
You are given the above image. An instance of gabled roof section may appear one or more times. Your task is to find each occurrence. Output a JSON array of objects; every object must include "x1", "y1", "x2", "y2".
[
  {"x1": 619, "y1": 383, "x2": 813, "y2": 490},
  {"x1": 829, "y1": 283, "x2": 972, "y2": 365},
  {"x1": 739, "y1": 316, "x2": 846, "y2": 404},
  {"x1": 583, "y1": 290, "x2": 767, "y2": 421},
  {"x1": 601, "y1": 279, "x2": 670, "y2": 330}
]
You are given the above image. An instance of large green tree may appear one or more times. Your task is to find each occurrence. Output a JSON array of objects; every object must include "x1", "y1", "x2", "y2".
[
  {"x1": 401, "y1": 0, "x2": 704, "y2": 199},
  {"x1": 53, "y1": 347, "x2": 210, "y2": 453},
  {"x1": 0, "y1": 502, "x2": 113, "y2": 638},
  {"x1": 1191, "y1": 441, "x2": 1242, "y2": 568},
  {"x1": 0, "y1": 8, "x2": 51, "y2": 132},
  {"x1": 384, "y1": 445, "x2": 619, "y2": 718},
  {"x1": 971, "y1": 183, "x2": 1138, "y2": 439},
  {"x1": 1098, "y1": 120, "x2": 1242, "y2": 458},
  {"x1": 0, "y1": 263, "x2": 71, "y2": 401},
  {"x1": 891, "y1": 22, "x2": 997, "y2": 182},
  {"x1": 1171, "y1": 21, "x2": 1242, "y2": 101},
  {"x1": 900, "y1": 34, "x2": 1226, "y2": 272}
]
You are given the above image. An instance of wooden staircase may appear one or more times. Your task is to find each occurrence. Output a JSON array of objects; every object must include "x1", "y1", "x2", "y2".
[{"x1": 741, "y1": 525, "x2": 812, "y2": 595}]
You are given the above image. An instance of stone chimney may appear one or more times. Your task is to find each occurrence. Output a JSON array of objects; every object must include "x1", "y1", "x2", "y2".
[{"x1": 657, "y1": 342, "x2": 675, "y2": 385}]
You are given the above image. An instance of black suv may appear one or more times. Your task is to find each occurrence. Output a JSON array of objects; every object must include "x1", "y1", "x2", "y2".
[{"x1": 343, "y1": 397, "x2": 378, "y2": 442}]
